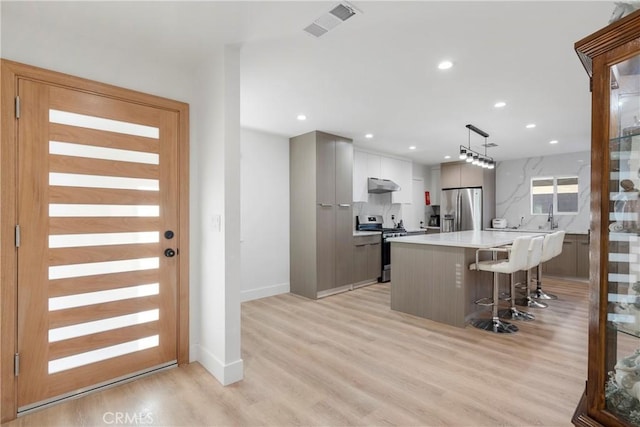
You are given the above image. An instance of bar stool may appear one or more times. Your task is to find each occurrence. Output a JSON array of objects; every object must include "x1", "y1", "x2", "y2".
[
  {"x1": 530, "y1": 231, "x2": 566, "y2": 300},
  {"x1": 469, "y1": 236, "x2": 532, "y2": 334},
  {"x1": 499, "y1": 236, "x2": 543, "y2": 321}
]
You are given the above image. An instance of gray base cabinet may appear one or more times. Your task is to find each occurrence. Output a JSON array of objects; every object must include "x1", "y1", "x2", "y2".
[
  {"x1": 353, "y1": 235, "x2": 381, "y2": 284},
  {"x1": 542, "y1": 233, "x2": 589, "y2": 279},
  {"x1": 290, "y1": 131, "x2": 354, "y2": 299}
]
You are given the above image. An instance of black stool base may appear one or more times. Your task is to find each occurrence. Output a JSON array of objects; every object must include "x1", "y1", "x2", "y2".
[
  {"x1": 515, "y1": 297, "x2": 548, "y2": 309},
  {"x1": 531, "y1": 289, "x2": 558, "y2": 300},
  {"x1": 471, "y1": 318, "x2": 518, "y2": 333},
  {"x1": 498, "y1": 307, "x2": 535, "y2": 321}
]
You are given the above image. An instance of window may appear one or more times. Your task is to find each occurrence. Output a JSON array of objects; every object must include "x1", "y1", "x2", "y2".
[{"x1": 531, "y1": 176, "x2": 579, "y2": 215}]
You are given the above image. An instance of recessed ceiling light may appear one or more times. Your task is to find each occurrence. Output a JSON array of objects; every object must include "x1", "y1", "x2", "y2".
[
  {"x1": 444, "y1": 155, "x2": 451, "y2": 159},
  {"x1": 526, "y1": 123, "x2": 536, "y2": 129},
  {"x1": 296, "y1": 114, "x2": 307, "y2": 121},
  {"x1": 409, "y1": 146, "x2": 417, "y2": 150},
  {"x1": 549, "y1": 140, "x2": 559, "y2": 144},
  {"x1": 494, "y1": 101, "x2": 506, "y2": 108},
  {"x1": 365, "y1": 133, "x2": 373, "y2": 139},
  {"x1": 438, "y1": 60, "x2": 453, "y2": 70}
]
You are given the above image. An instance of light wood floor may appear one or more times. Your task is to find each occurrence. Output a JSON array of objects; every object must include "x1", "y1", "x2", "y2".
[{"x1": 5, "y1": 278, "x2": 588, "y2": 426}]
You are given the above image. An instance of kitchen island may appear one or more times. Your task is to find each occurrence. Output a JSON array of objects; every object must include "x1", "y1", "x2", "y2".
[{"x1": 387, "y1": 230, "x2": 545, "y2": 328}]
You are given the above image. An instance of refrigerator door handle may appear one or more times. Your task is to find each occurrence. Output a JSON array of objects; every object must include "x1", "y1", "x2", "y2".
[{"x1": 456, "y1": 191, "x2": 461, "y2": 231}]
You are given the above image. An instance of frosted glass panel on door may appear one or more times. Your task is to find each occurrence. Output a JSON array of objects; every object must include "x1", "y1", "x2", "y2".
[
  {"x1": 50, "y1": 173, "x2": 159, "y2": 191},
  {"x1": 49, "y1": 232, "x2": 159, "y2": 248},
  {"x1": 49, "y1": 110, "x2": 159, "y2": 139},
  {"x1": 48, "y1": 309, "x2": 159, "y2": 343},
  {"x1": 48, "y1": 335, "x2": 159, "y2": 374},
  {"x1": 48, "y1": 257, "x2": 159, "y2": 280},
  {"x1": 49, "y1": 204, "x2": 160, "y2": 217},
  {"x1": 49, "y1": 283, "x2": 159, "y2": 311},
  {"x1": 50, "y1": 141, "x2": 159, "y2": 164}
]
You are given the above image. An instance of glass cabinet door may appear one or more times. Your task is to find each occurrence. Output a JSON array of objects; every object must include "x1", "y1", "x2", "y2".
[{"x1": 606, "y1": 52, "x2": 640, "y2": 425}]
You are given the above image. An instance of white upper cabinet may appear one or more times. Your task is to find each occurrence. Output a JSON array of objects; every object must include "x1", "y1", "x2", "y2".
[{"x1": 353, "y1": 150, "x2": 413, "y2": 204}]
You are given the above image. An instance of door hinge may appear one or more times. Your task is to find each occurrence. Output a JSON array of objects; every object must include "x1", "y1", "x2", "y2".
[
  {"x1": 15, "y1": 225, "x2": 20, "y2": 248},
  {"x1": 15, "y1": 96, "x2": 20, "y2": 119},
  {"x1": 14, "y1": 353, "x2": 19, "y2": 376}
]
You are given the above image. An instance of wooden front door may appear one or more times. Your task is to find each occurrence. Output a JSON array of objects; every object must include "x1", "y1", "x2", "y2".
[{"x1": 15, "y1": 77, "x2": 182, "y2": 410}]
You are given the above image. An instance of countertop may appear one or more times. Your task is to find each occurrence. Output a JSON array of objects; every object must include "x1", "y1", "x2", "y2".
[
  {"x1": 387, "y1": 230, "x2": 547, "y2": 249},
  {"x1": 484, "y1": 227, "x2": 553, "y2": 234},
  {"x1": 353, "y1": 231, "x2": 381, "y2": 237},
  {"x1": 484, "y1": 227, "x2": 589, "y2": 235},
  {"x1": 354, "y1": 228, "x2": 429, "y2": 236}
]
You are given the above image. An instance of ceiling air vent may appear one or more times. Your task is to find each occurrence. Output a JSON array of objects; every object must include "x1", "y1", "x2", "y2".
[
  {"x1": 303, "y1": 2, "x2": 359, "y2": 38},
  {"x1": 330, "y1": 3, "x2": 356, "y2": 21},
  {"x1": 303, "y1": 23, "x2": 329, "y2": 38}
]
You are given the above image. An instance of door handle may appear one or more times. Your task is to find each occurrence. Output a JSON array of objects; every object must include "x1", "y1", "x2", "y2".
[
  {"x1": 318, "y1": 203, "x2": 332, "y2": 207},
  {"x1": 164, "y1": 248, "x2": 176, "y2": 257},
  {"x1": 339, "y1": 204, "x2": 350, "y2": 207}
]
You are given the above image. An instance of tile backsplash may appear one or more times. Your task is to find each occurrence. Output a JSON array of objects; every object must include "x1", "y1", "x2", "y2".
[
  {"x1": 495, "y1": 151, "x2": 590, "y2": 233},
  {"x1": 353, "y1": 192, "x2": 402, "y2": 229}
]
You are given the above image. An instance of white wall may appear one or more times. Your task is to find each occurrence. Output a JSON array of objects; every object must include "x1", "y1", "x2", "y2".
[
  {"x1": 2, "y1": 7, "x2": 243, "y2": 385},
  {"x1": 240, "y1": 128, "x2": 290, "y2": 301},
  {"x1": 495, "y1": 151, "x2": 591, "y2": 232},
  {"x1": 190, "y1": 46, "x2": 243, "y2": 385},
  {"x1": 408, "y1": 163, "x2": 430, "y2": 229}
]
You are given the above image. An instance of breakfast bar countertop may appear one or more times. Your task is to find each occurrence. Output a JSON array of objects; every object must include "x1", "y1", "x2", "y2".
[{"x1": 386, "y1": 229, "x2": 547, "y2": 249}]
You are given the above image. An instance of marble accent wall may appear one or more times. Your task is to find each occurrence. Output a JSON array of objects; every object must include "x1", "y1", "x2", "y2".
[{"x1": 495, "y1": 151, "x2": 590, "y2": 233}]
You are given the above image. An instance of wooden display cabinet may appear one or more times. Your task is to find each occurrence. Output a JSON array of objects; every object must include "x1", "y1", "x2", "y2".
[{"x1": 574, "y1": 9, "x2": 640, "y2": 426}]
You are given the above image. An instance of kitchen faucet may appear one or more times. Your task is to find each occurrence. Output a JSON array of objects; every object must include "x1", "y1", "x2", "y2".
[{"x1": 548, "y1": 203, "x2": 558, "y2": 229}]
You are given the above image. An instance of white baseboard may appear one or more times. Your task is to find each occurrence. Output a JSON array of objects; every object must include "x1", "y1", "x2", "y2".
[
  {"x1": 196, "y1": 345, "x2": 244, "y2": 386},
  {"x1": 240, "y1": 282, "x2": 289, "y2": 302}
]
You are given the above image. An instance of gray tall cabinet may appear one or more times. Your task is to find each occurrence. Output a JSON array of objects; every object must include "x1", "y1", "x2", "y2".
[{"x1": 290, "y1": 131, "x2": 353, "y2": 299}]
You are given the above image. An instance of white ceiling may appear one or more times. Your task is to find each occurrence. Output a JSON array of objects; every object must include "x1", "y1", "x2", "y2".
[{"x1": 2, "y1": 1, "x2": 615, "y2": 165}]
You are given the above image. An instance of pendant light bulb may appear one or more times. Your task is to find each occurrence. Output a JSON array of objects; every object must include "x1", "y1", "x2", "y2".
[
  {"x1": 459, "y1": 147, "x2": 467, "y2": 160},
  {"x1": 466, "y1": 152, "x2": 473, "y2": 163}
]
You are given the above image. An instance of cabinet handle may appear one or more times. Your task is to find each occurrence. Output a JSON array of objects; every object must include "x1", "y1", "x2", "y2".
[
  {"x1": 318, "y1": 203, "x2": 332, "y2": 207},
  {"x1": 338, "y1": 204, "x2": 350, "y2": 207}
]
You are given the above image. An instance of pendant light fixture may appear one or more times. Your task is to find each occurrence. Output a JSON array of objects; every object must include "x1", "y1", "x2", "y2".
[{"x1": 459, "y1": 124, "x2": 495, "y2": 169}]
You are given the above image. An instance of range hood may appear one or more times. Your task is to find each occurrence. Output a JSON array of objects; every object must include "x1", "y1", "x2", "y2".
[{"x1": 368, "y1": 177, "x2": 401, "y2": 193}]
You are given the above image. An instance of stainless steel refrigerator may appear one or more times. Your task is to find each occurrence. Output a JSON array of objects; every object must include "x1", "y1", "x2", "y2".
[{"x1": 440, "y1": 188, "x2": 482, "y2": 232}]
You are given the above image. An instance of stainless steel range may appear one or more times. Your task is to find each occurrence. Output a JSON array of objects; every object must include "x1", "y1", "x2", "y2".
[{"x1": 356, "y1": 215, "x2": 406, "y2": 283}]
